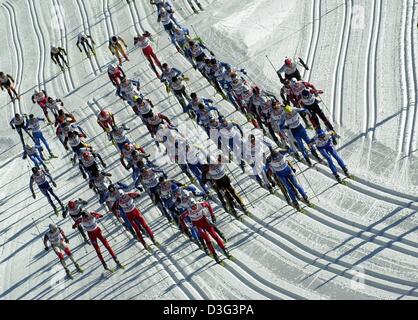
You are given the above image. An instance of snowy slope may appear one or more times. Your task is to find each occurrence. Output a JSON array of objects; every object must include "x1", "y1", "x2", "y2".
[{"x1": 0, "y1": 0, "x2": 417, "y2": 300}]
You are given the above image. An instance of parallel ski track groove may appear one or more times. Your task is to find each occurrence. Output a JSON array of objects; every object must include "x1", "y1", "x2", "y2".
[
  {"x1": 331, "y1": 0, "x2": 352, "y2": 126},
  {"x1": 74, "y1": 0, "x2": 99, "y2": 76},
  {"x1": 305, "y1": 0, "x2": 321, "y2": 82},
  {"x1": 409, "y1": 0, "x2": 418, "y2": 155},
  {"x1": 49, "y1": 0, "x2": 70, "y2": 93},
  {"x1": 2, "y1": 2, "x2": 23, "y2": 114},
  {"x1": 126, "y1": 0, "x2": 141, "y2": 35},
  {"x1": 405, "y1": 0, "x2": 418, "y2": 156},
  {"x1": 54, "y1": 0, "x2": 77, "y2": 91},
  {"x1": 79, "y1": 0, "x2": 102, "y2": 72}
]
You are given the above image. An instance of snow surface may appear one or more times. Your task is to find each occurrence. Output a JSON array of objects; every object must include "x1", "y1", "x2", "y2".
[{"x1": 0, "y1": 0, "x2": 417, "y2": 300}]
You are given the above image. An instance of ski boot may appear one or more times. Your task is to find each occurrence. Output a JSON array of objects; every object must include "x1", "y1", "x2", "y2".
[
  {"x1": 292, "y1": 201, "x2": 301, "y2": 211},
  {"x1": 53, "y1": 206, "x2": 59, "y2": 216},
  {"x1": 304, "y1": 156, "x2": 312, "y2": 167},
  {"x1": 302, "y1": 196, "x2": 312, "y2": 207},
  {"x1": 213, "y1": 253, "x2": 222, "y2": 264},
  {"x1": 114, "y1": 257, "x2": 124, "y2": 269},
  {"x1": 240, "y1": 161, "x2": 246, "y2": 173},
  {"x1": 343, "y1": 168, "x2": 350, "y2": 178},
  {"x1": 334, "y1": 173, "x2": 342, "y2": 184},
  {"x1": 151, "y1": 237, "x2": 160, "y2": 248},
  {"x1": 102, "y1": 261, "x2": 110, "y2": 271},
  {"x1": 191, "y1": 6, "x2": 198, "y2": 14},
  {"x1": 197, "y1": 2, "x2": 204, "y2": 10},
  {"x1": 222, "y1": 248, "x2": 232, "y2": 259},
  {"x1": 204, "y1": 246, "x2": 210, "y2": 255},
  {"x1": 64, "y1": 267, "x2": 72, "y2": 278},
  {"x1": 74, "y1": 262, "x2": 83, "y2": 273}
]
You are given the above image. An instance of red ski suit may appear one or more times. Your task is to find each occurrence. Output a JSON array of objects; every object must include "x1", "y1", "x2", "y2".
[
  {"x1": 112, "y1": 192, "x2": 154, "y2": 246},
  {"x1": 180, "y1": 201, "x2": 225, "y2": 255},
  {"x1": 73, "y1": 212, "x2": 116, "y2": 263}
]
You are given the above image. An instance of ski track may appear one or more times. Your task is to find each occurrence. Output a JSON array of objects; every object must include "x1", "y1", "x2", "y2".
[
  {"x1": 74, "y1": 0, "x2": 99, "y2": 77},
  {"x1": 404, "y1": 0, "x2": 418, "y2": 156},
  {"x1": 410, "y1": 1, "x2": 418, "y2": 155},
  {"x1": 305, "y1": 0, "x2": 321, "y2": 82},
  {"x1": 1, "y1": 0, "x2": 417, "y2": 300},
  {"x1": 331, "y1": 0, "x2": 352, "y2": 126},
  {"x1": 2, "y1": 1, "x2": 23, "y2": 114}
]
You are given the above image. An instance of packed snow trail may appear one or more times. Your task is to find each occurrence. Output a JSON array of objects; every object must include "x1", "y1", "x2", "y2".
[{"x1": 0, "y1": 0, "x2": 417, "y2": 300}]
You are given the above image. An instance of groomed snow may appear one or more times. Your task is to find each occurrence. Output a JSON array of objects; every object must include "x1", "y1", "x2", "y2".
[{"x1": 0, "y1": 0, "x2": 417, "y2": 300}]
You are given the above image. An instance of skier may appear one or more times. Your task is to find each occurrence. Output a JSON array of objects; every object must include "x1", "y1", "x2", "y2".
[
  {"x1": 31, "y1": 90, "x2": 53, "y2": 124},
  {"x1": 131, "y1": 95, "x2": 154, "y2": 119},
  {"x1": 299, "y1": 89, "x2": 336, "y2": 144},
  {"x1": 97, "y1": 110, "x2": 116, "y2": 137},
  {"x1": 63, "y1": 199, "x2": 91, "y2": 245},
  {"x1": 277, "y1": 58, "x2": 302, "y2": 82},
  {"x1": 105, "y1": 184, "x2": 136, "y2": 235},
  {"x1": 186, "y1": 92, "x2": 214, "y2": 116},
  {"x1": 10, "y1": 113, "x2": 34, "y2": 148},
  {"x1": 157, "y1": 8, "x2": 176, "y2": 40},
  {"x1": 186, "y1": 40, "x2": 215, "y2": 73},
  {"x1": 160, "y1": 63, "x2": 183, "y2": 87},
  {"x1": 137, "y1": 165, "x2": 167, "y2": 205},
  {"x1": 56, "y1": 121, "x2": 86, "y2": 150},
  {"x1": 281, "y1": 79, "x2": 312, "y2": 129},
  {"x1": 55, "y1": 109, "x2": 76, "y2": 127},
  {"x1": 171, "y1": 26, "x2": 191, "y2": 53},
  {"x1": 78, "y1": 148, "x2": 107, "y2": 182},
  {"x1": 218, "y1": 117, "x2": 246, "y2": 172},
  {"x1": 116, "y1": 77, "x2": 141, "y2": 106},
  {"x1": 279, "y1": 105, "x2": 322, "y2": 166},
  {"x1": 195, "y1": 103, "x2": 220, "y2": 133},
  {"x1": 111, "y1": 189, "x2": 158, "y2": 249},
  {"x1": 23, "y1": 144, "x2": 49, "y2": 171},
  {"x1": 134, "y1": 31, "x2": 162, "y2": 77},
  {"x1": 109, "y1": 124, "x2": 132, "y2": 151},
  {"x1": 179, "y1": 198, "x2": 229, "y2": 263},
  {"x1": 265, "y1": 148, "x2": 310, "y2": 210},
  {"x1": 29, "y1": 167, "x2": 65, "y2": 214},
  {"x1": 0, "y1": 72, "x2": 20, "y2": 102},
  {"x1": 202, "y1": 154, "x2": 247, "y2": 216},
  {"x1": 76, "y1": 32, "x2": 96, "y2": 57},
  {"x1": 309, "y1": 130, "x2": 350, "y2": 183},
  {"x1": 108, "y1": 63, "x2": 126, "y2": 86},
  {"x1": 51, "y1": 46, "x2": 69, "y2": 70},
  {"x1": 67, "y1": 130, "x2": 90, "y2": 153},
  {"x1": 169, "y1": 75, "x2": 191, "y2": 111},
  {"x1": 242, "y1": 133, "x2": 274, "y2": 189},
  {"x1": 151, "y1": 0, "x2": 181, "y2": 27},
  {"x1": 108, "y1": 35, "x2": 129, "y2": 65},
  {"x1": 156, "y1": 176, "x2": 180, "y2": 224},
  {"x1": 143, "y1": 111, "x2": 173, "y2": 140},
  {"x1": 72, "y1": 211, "x2": 123, "y2": 270},
  {"x1": 26, "y1": 114, "x2": 57, "y2": 158},
  {"x1": 45, "y1": 97, "x2": 64, "y2": 122},
  {"x1": 43, "y1": 224, "x2": 82, "y2": 278}
]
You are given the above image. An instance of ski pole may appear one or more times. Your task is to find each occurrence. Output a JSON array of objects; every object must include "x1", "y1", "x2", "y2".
[
  {"x1": 32, "y1": 217, "x2": 42, "y2": 238},
  {"x1": 292, "y1": 159, "x2": 319, "y2": 203},
  {"x1": 266, "y1": 54, "x2": 284, "y2": 83},
  {"x1": 225, "y1": 164, "x2": 254, "y2": 208},
  {"x1": 316, "y1": 95, "x2": 332, "y2": 115}
]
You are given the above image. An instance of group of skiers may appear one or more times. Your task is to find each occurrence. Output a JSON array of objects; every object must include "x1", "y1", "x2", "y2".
[{"x1": 2, "y1": 0, "x2": 354, "y2": 278}]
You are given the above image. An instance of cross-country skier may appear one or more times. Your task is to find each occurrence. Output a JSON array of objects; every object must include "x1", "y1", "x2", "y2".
[
  {"x1": 299, "y1": 89, "x2": 336, "y2": 144},
  {"x1": 51, "y1": 46, "x2": 69, "y2": 71},
  {"x1": 73, "y1": 211, "x2": 123, "y2": 270},
  {"x1": 109, "y1": 124, "x2": 132, "y2": 151},
  {"x1": 45, "y1": 97, "x2": 64, "y2": 122},
  {"x1": 23, "y1": 144, "x2": 48, "y2": 171},
  {"x1": 116, "y1": 77, "x2": 141, "y2": 106},
  {"x1": 76, "y1": 32, "x2": 96, "y2": 57},
  {"x1": 195, "y1": 103, "x2": 220, "y2": 133},
  {"x1": 54, "y1": 109, "x2": 76, "y2": 127},
  {"x1": 171, "y1": 26, "x2": 191, "y2": 53},
  {"x1": 157, "y1": 7, "x2": 176, "y2": 40},
  {"x1": 186, "y1": 40, "x2": 215, "y2": 73},
  {"x1": 29, "y1": 167, "x2": 65, "y2": 214},
  {"x1": 0, "y1": 72, "x2": 20, "y2": 102},
  {"x1": 63, "y1": 199, "x2": 91, "y2": 245},
  {"x1": 56, "y1": 121, "x2": 86, "y2": 150},
  {"x1": 10, "y1": 113, "x2": 34, "y2": 148},
  {"x1": 77, "y1": 148, "x2": 107, "y2": 183},
  {"x1": 97, "y1": 109, "x2": 116, "y2": 137},
  {"x1": 137, "y1": 165, "x2": 167, "y2": 204},
  {"x1": 277, "y1": 58, "x2": 302, "y2": 82},
  {"x1": 279, "y1": 105, "x2": 322, "y2": 166},
  {"x1": 43, "y1": 224, "x2": 82, "y2": 278},
  {"x1": 202, "y1": 154, "x2": 247, "y2": 216},
  {"x1": 265, "y1": 148, "x2": 310, "y2": 211},
  {"x1": 309, "y1": 130, "x2": 350, "y2": 183},
  {"x1": 180, "y1": 198, "x2": 230, "y2": 263},
  {"x1": 218, "y1": 117, "x2": 246, "y2": 172},
  {"x1": 31, "y1": 90, "x2": 53, "y2": 124},
  {"x1": 143, "y1": 111, "x2": 173, "y2": 141},
  {"x1": 131, "y1": 95, "x2": 154, "y2": 119},
  {"x1": 108, "y1": 63, "x2": 126, "y2": 86},
  {"x1": 134, "y1": 31, "x2": 162, "y2": 77},
  {"x1": 169, "y1": 75, "x2": 191, "y2": 111},
  {"x1": 186, "y1": 92, "x2": 214, "y2": 117},
  {"x1": 151, "y1": 0, "x2": 181, "y2": 27},
  {"x1": 108, "y1": 35, "x2": 129, "y2": 65},
  {"x1": 26, "y1": 114, "x2": 57, "y2": 158},
  {"x1": 111, "y1": 189, "x2": 158, "y2": 249}
]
